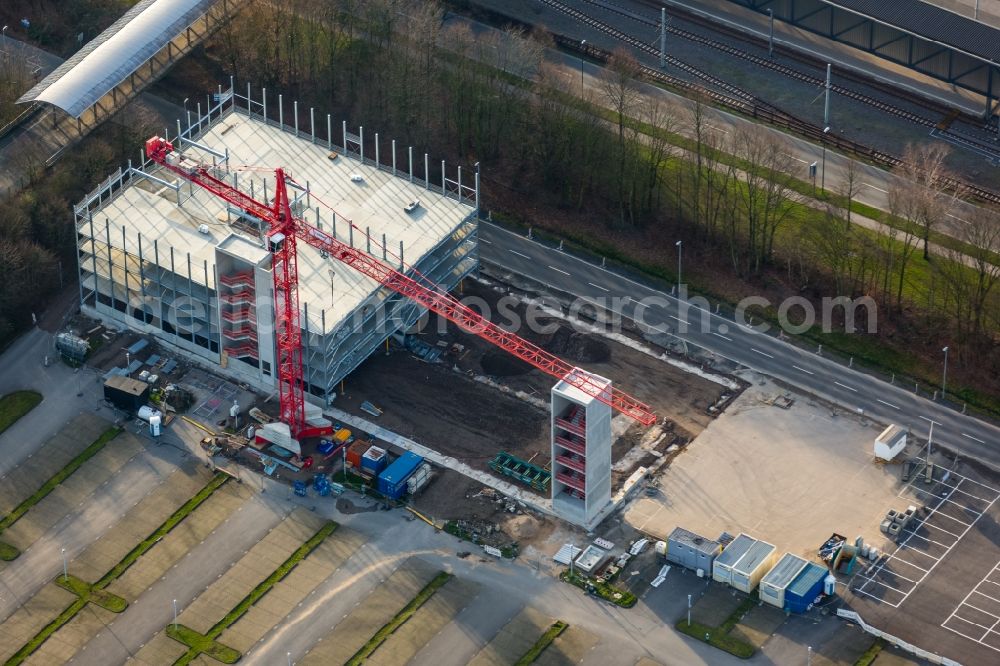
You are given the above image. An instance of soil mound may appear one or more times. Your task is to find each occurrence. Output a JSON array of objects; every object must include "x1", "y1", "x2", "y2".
[{"x1": 544, "y1": 326, "x2": 610, "y2": 363}]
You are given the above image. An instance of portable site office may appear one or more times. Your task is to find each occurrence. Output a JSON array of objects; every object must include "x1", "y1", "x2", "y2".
[
  {"x1": 759, "y1": 553, "x2": 809, "y2": 609},
  {"x1": 712, "y1": 533, "x2": 756, "y2": 586}
]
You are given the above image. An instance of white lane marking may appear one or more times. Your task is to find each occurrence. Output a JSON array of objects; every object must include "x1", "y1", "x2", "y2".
[
  {"x1": 877, "y1": 399, "x2": 900, "y2": 410},
  {"x1": 705, "y1": 124, "x2": 729, "y2": 134},
  {"x1": 668, "y1": 314, "x2": 689, "y2": 325},
  {"x1": 919, "y1": 415, "x2": 941, "y2": 426},
  {"x1": 862, "y1": 182, "x2": 888, "y2": 193},
  {"x1": 712, "y1": 332, "x2": 732, "y2": 341},
  {"x1": 508, "y1": 249, "x2": 530, "y2": 259},
  {"x1": 750, "y1": 348, "x2": 773, "y2": 359},
  {"x1": 626, "y1": 297, "x2": 646, "y2": 309},
  {"x1": 480, "y1": 238, "x2": 492, "y2": 244},
  {"x1": 783, "y1": 152, "x2": 809, "y2": 164},
  {"x1": 792, "y1": 364, "x2": 814, "y2": 375},
  {"x1": 834, "y1": 381, "x2": 858, "y2": 392},
  {"x1": 946, "y1": 212, "x2": 970, "y2": 225},
  {"x1": 963, "y1": 433, "x2": 986, "y2": 444},
  {"x1": 588, "y1": 282, "x2": 609, "y2": 292},
  {"x1": 548, "y1": 265, "x2": 571, "y2": 276}
]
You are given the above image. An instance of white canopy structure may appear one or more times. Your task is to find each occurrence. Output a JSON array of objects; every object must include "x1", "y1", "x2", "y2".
[{"x1": 18, "y1": 0, "x2": 218, "y2": 118}]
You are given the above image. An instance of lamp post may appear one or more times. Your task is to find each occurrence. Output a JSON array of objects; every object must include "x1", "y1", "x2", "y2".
[
  {"x1": 767, "y1": 9, "x2": 774, "y2": 58},
  {"x1": 287, "y1": 651, "x2": 292, "y2": 666},
  {"x1": 941, "y1": 346, "x2": 949, "y2": 399},
  {"x1": 676, "y1": 240, "x2": 683, "y2": 291},
  {"x1": 61, "y1": 548, "x2": 67, "y2": 582},
  {"x1": 173, "y1": 599, "x2": 178, "y2": 628},
  {"x1": 183, "y1": 97, "x2": 190, "y2": 132},
  {"x1": 580, "y1": 40, "x2": 586, "y2": 94},
  {"x1": 820, "y1": 126, "x2": 830, "y2": 194}
]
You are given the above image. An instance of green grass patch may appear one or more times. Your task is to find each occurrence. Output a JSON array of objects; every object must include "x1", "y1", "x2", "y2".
[
  {"x1": 55, "y1": 574, "x2": 127, "y2": 612},
  {"x1": 166, "y1": 625, "x2": 240, "y2": 664},
  {"x1": 345, "y1": 570, "x2": 452, "y2": 666},
  {"x1": 5, "y1": 472, "x2": 229, "y2": 666},
  {"x1": 171, "y1": 520, "x2": 339, "y2": 666},
  {"x1": 514, "y1": 620, "x2": 568, "y2": 666},
  {"x1": 0, "y1": 391, "x2": 42, "y2": 435},
  {"x1": 854, "y1": 638, "x2": 883, "y2": 666},
  {"x1": 673, "y1": 593, "x2": 756, "y2": 659},
  {"x1": 0, "y1": 540, "x2": 20, "y2": 561},
  {"x1": 0, "y1": 426, "x2": 121, "y2": 560},
  {"x1": 560, "y1": 569, "x2": 637, "y2": 608}
]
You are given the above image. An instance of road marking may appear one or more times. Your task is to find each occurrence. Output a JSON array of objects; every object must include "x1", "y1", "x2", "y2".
[
  {"x1": 706, "y1": 124, "x2": 729, "y2": 134},
  {"x1": 750, "y1": 348, "x2": 773, "y2": 358},
  {"x1": 588, "y1": 282, "x2": 609, "y2": 292},
  {"x1": 792, "y1": 364, "x2": 814, "y2": 375},
  {"x1": 547, "y1": 265, "x2": 571, "y2": 276},
  {"x1": 963, "y1": 433, "x2": 986, "y2": 444},
  {"x1": 480, "y1": 238, "x2": 492, "y2": 244},
  {"x1": 668, "y1": 314, "x2": 689, "y2": 325},
  {"x1": 834, "y1": 381, "x2": 857, "y2": 392},
  {"x1": 946, "y1": 213, "x2": 970, "y2": 225},
  {"x1": 508, "y1": 249, "x2": 530, "y2": 259},
  {"x1": 626, "y1": 297, "x2": 647, "y2": 309},
  {"x1": 783, "y1": 152, "x2": 809, "y2": 164},
  {"x1": 919, "y1": 415, "x2": 941, "y2": 426},
  {"x1": 712, "y1": 332, "x2": 732, "y2": 341},
  {"x1": 877, "y1": 399, "x2": 900, "y2": 410},
  {"x1": 862, "y1": 182, "x2": 888, "y2": 193}
]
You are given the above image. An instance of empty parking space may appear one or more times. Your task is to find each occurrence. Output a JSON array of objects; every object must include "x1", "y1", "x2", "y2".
[
  {"x1": 943, "y1": 560, "x2": 1000, "y2": 655},
  {"x1": 852, "y1": 468, "x2": 1000, "y2": 609}
]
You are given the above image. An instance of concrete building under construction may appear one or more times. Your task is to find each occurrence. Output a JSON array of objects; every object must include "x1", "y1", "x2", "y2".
[{"x1": 74, "y1": 87, "x2": 479, "y2": 403}]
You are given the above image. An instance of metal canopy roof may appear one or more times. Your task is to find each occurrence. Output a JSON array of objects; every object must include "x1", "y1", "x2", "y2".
[
  {"x1": 18, "y1": 0, "x2": 215, "y2": 118},
  {"x1": 824, "y1": 0, "x2": 1000, "y2": 63}
]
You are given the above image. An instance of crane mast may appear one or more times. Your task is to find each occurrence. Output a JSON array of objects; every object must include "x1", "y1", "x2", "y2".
[{"x1": 145, "y1": 137, "x2": 656, "y2": 429}]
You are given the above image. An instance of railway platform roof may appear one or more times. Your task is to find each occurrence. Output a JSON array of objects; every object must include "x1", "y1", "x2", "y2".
[{"x1": 824, "y1": 0, "x2": 1000, "y2": 63}]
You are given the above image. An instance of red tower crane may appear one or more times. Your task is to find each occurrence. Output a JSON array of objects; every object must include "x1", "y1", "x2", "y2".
[{"x1": 145, "y1": 137, "x2": 656, "y2": 433}]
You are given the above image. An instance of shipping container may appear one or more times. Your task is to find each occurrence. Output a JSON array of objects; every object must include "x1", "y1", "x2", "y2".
[
  {"x1": 785, "y1": 562, "x2": 829, "y2": 613},
  {"x1": 377, "y1": 451, "x2": 424, "y2": 499},
  {"x1": 361, "y1": 446, "x2": 388, "y2": 475},
  {"x1": 730, "y1": 540, "x2": 777, "y2": 593},
  {"x1": 666, "y1": 527, "x2": 721, "y2": 573},
  {"x1": 713, "y1": 534, "x2": 756, "y2": 585},
  {"x1": 334, "y1": 428, "x2": 352, "y2": 442},
  {"x1": 103, "y1": 375, "x2": 150, "y2": 413},
  {"x1": 759, "y1": 553, "x2": 809, "y2": 609},
  {"x1": 346, "y1": 440, "x2": 370, "y2": 469}
]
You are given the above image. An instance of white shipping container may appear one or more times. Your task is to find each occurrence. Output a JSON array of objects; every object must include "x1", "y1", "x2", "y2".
[{"x1": 406, "y1": 463, "x2": 432, "y2": 494}]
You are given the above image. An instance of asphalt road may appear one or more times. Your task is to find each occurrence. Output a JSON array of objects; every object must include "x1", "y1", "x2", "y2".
[{"x1": 479, "y1": 222, "x2": 1000, "y2": 468}]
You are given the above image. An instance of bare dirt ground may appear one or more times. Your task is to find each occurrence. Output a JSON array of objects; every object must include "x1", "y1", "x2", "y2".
[{"x1": 337, "y1": 279, "x2": 730, "y2": 488}]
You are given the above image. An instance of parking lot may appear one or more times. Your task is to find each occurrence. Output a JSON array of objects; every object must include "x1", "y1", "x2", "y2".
[
  {"x1": 846, "y1": 459, "x2": 1000, "y2": 665},
  {"x1": 852, "y1": 462, "x2": 1000, "y2": 608}
]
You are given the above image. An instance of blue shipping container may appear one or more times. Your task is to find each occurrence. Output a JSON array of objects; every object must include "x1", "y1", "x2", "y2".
[
  {"x1": 784, "y1": 562, "x2": 828, "y2": 613},
  {"x1": 377, "y1": 452, "x2": 424, "y2": 499}
]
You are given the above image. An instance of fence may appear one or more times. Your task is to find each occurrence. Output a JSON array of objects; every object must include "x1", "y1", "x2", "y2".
[{"x1": 836, "y1": 609, "x2": 962, "y2": 666}]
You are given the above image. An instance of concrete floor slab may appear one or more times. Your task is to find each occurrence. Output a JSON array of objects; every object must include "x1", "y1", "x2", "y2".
[{"x1": 128, "y1": 630, "x2": 187, "y2": 665}]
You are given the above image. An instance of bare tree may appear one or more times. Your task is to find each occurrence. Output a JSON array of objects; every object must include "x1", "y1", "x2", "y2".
[
  {"x1": 839, "y1": 157, "x2": 861, "y2": 230},
  {"x1": 599, "y1": 48, "x2": 642, "y2": 226},
  {"x1": 896, "y1": 143, "x2": 955, "y2": 260},
  {"x1": 884, "y1": 179, "x2": 923, "y2": 309}
]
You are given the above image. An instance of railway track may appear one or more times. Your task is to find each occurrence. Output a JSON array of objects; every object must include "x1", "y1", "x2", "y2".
[
  {"x1": 532, "y1": 0, "x2": 1000, "y2": 205},
  {"x1": 597, "y1": 0, "x2": 1000, "y2": 157}
]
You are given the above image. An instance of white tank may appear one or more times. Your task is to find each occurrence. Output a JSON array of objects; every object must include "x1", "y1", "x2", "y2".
[
  {"x1": 824, "y1": 573, "x2": 837, "y2": 595},
  {"x1": 137, "y1": 406, "x2": 162, "y2": 423},
  {"x1": 149, "y1": 414, "x2": 161, "y2": 437},
  {"x1": 246, "y1": 425, "x2": 255, "y2": 439}
]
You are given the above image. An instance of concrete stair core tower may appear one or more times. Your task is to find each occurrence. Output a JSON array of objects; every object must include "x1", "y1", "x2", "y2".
[{"x1": 551, "y1": 369, "x2": 613, "y2": 530}]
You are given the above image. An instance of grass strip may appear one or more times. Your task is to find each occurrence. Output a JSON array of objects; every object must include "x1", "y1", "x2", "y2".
[
  {"x1": 560, "y1": 569, "x2": 637, "y2": 608},
  {"x1": 514, "y1": 620, "x2": 568, "y2": 666},
  {"x1": 0, "y1": 391, "x2": 42, "y2": 435},
  {"x1": 166, "y1": 625, "x2": 239, "y2": 664},
  {"x1": 55, "y1": 574, "x2": 127, "y2": 612},
  {"x1": 345, "y1": 571, "x2": 453, "y2": 666},
  {"x1": 854, "y1": 638, "x2": 883, "y2": 666},
  {"x1": 4, "y1": 472, "x2": 229, "y2": 666},
  {"x1": 171, "y1": 520, "x2": 339, "y2": 666},
  {"x1": 0, "y1": 425, "x2": 122, "y2": 564},
  {"x1": 674, "y1": 594, "x2": 756, "y2": 659}
]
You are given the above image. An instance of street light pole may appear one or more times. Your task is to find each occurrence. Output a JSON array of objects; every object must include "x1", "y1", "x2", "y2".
[
  {"x1": 941, "y1": 346, "x2": 949, "y2": 399},
  {"x1": 579, "y1": 40, "x2": 586, "y2": 94},
  {"x1": 821, "y1": 126, "x2": 830, "y2": 193},
  {"x1": 767, "y1": 9, "x2": 774, "y2": 58},
  {"x1": 676, "y1": 240, "x2": 683, "y2": 291},
  {"x1": 287, "y1": 651, "x2": 292, "y2": 666},
  {"x1": 61, "y1": 548, "x2": 67, "y2": 581},
  {"x1": 173, "y1": 599, "x2": 178, "y2": 628},
  {"x1": 687, "y1": 594, "x2": 692, "y2": 627}
]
